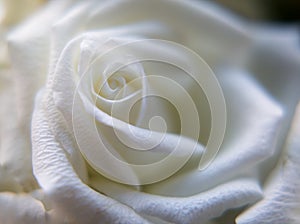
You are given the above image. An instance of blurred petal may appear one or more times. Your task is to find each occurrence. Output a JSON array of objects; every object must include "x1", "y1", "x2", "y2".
[
  {"x1": 0, "y1": 192, "x2": 48, "y2": 224},
  {"x1": 0, "y1": 68, "x2": 37, "y2": 192},
  {"x1": 7, "y1": 0, "x2": 74, "y2": 124},
  {"x1": 85, "y1": 0, "x2": 250, "y2": 66},
  {"x1": 0, "y1": 0, "x2": 44, "y2": 26},
  {"x1": 1, "y1": 0, "x2": 75, "y2": 192}
]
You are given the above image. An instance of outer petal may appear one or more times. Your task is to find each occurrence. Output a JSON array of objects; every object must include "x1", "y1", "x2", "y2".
[
  {"x1": 0, "y1": 64, "x2": 38, "y2": 192},
  {"x1": 91, "y1": 174, "x2": 262, "y2": 224},
  {"x1": 0, "y1": 0, "x2": 75, "y2": 192},
  {"x1": 237, "y1": 102, "x2": 300, "y2": 224},
  {"x1": 85, "y1": 0, "x2": 251, "y2": 66},
  {"x1": 0, "y1": 69, "x2": 22, "y2": 191},
  {"x1": 246, "y1": 25, "x2": 300, "y2": 110},
  {"x1": 32, "y1": 91, "x2": 149, "y2": 224},
  {"x1": 0, "y1": 192, "x2": 48, "y2": 224},
  {"x1": 7, "y1": 0, "x2": 75, "y2": 124}
]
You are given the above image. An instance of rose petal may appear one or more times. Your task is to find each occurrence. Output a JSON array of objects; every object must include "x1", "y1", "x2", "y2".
[
  {"x1": 144, "y1": 70, "x2": 283, "y2": 196},
  {"x1": 245, "y1": 25, "x2": 300, "y2": 114},
  {"x1": 7, "y1": 0, "x2": 75, "y2": 124},
  {"x1": 86, "y1": 0, "x2": 250, "y2": 66},
  {"x1": 0, "y1": 192, "x2": 48, "y2": 224},
  {"x1": 32, "y1": 89, "x2": 149, "y2": 224},
  {"x1": 0, "y1": 68, "x2": 37, "y2": 192},
  {"x1": 236, "y1": 102, "x2": 300, "y2": 224},
  {"x1": 91, "y1": 175, "x2": 262, "y2": 224},
  {"x1": 1, "y1": 0, "x2": 75, "y2": 192}
]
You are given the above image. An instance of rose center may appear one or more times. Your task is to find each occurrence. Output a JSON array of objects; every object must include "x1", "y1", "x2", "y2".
[{"x1": 96, "y1": 67, "x2": 142, "y2": 100}]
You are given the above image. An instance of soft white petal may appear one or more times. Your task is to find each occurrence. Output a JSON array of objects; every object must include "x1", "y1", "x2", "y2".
[
  {"x1": 91, "y1": 175, "x2": 262, "y2": 224},
  {"x1": 32, "y1": 91, "x2": 149, "y2": 224},
  {"x1": 244, "y1": 25, "x2": 300, "y2": 112},
  {"x1": 7, "y1": 0, "x2": 75, "y2": 123},
  {"x1": 86, "y1": 0, "x2": 250, "y2": 66},
  {"x1": 0, "y1": 68, "x2": 37, "y2": 192},
  {"x1": 144, "y1": 70, "x2": 283, "y2": 196},
  {"x1": 236, "y1": 102, "x2": 300, "y2": 224},
  {"x1": 1, "y1": 0, "x2": 75, "y2": 192}
]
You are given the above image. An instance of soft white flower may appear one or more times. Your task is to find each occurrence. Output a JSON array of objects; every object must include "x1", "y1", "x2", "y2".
[{"x1": 1, "y1": 0, "x2": 300, "y2": 223}]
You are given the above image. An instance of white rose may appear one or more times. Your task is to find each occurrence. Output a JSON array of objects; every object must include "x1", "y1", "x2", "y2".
[{"x1": 2, "y1": 0, "x2": 300, "y2": 223}]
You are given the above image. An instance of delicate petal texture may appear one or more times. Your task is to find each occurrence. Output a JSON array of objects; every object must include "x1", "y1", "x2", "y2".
[
  {"x1": 236, "y1": 102, "x2": 300, "y2": 224},
  {"x1": 91, "y1": 175, "x2": 262, "y2": 224},
  {"x1": 32, "y1": 91, "x2": 148, "y2": 224}
]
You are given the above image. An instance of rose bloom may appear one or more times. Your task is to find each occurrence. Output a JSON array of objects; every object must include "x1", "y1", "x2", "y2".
[{"x1": 1, "y1": 0, "x2": 300, "y2": 224}]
